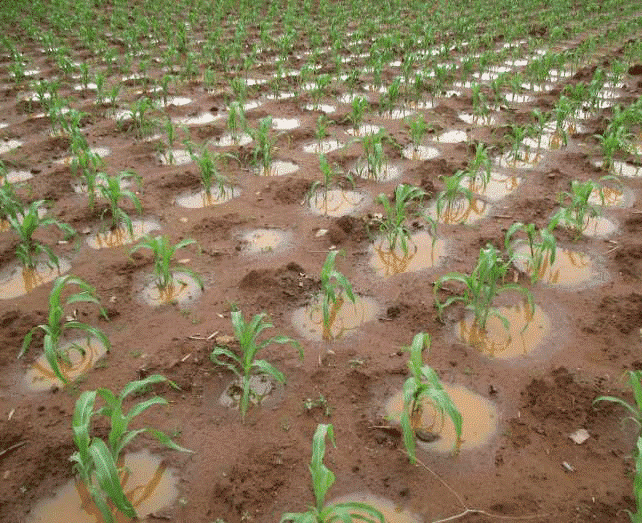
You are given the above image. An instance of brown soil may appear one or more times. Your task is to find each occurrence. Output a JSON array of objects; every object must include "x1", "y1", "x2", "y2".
[{"x1": 1, "y1": 12, "x2": 642, "y2": 523}]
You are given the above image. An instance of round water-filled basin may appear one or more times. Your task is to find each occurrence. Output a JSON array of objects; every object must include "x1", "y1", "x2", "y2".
[
  {"x1": 386, "y1": 383, "x2": 498, "y2": 453},
  {"x1": 292, "y1": 295, "x2": 378, "y2": 341},
  {"x1": 24, "y1": 338, "x2": 107, "y2": 392},
  {"x1": 26, "y1": 449, "x2": 179, "y2": 523},
  {"x1": 87, "y1": 220, "x2": 160, "y2": 249},
  {"x1": 369, "y1": 232, "x2": 445, "y2": 276},
  {"x1": 457, "y1": 302, "x2": 551, "y2": 359},
  {"x1": 0, "y1": 259, "x2": 71, "y2": 300}
]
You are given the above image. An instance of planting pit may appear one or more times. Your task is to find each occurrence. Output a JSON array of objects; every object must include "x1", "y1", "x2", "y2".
[
  {"x1": 2, "y1": 2, "x2": 642, "y2": 521},
  {"x1": 467, "y1": 173, "x2": 521, "y2": 201},
  {"x1": 456, "y1": 302, "x2": 551, "y2": 359},
  {"x1": 428, "y1": 198, "x2": 489, "y2": 225},
  {"x1": 292, "y1": 295, "x2": 378, "y2": 341},
  {"x1": 140, "y1": 273, "x2": 203, "y2": 307},
  {"x1": 385, "y1": 383, "x2": 498, "y2": 453},
  {"x1": 86, "y1": 220, "x2": 161, "y2": 249},
  {"x1": 329, "y1": 494, "x2": 421, "y2": 523},
  {"x1": 26, "y1": 449, "x2": 179, "y2": 523},
  {"x1": 369, "y1": 232, "x2": 446, "y2": 276},
  {"x1": 512, "y1": 245, "x2": 603, "y2": 288},
  {"x1": 0, "y1": 259, "x2": 71, "y2": 300},
  {"x1": 302, "y1": 139, "x2": 343, "y2": 154},
  {"x1": 256, "y1": 160, "x2": 299, "y2": 177},
  {"x1": 23, "y1": 338, "x2": 107, "y2": 392},
  {"x1": 308, "y1": 189, "x2": 367, "y2": 217},
  {"x1": 401, "y1": 144, "x2": 440, "y2": 161},
  {"x1": 211, "y1": 133, "x2": 253, "y2": 147},
  {"x1": 175, "y1": 187, "x2": 240, "y2": 208},
  {"x1": 238, "y1": 228, "x2": 291, "y2": 254}
]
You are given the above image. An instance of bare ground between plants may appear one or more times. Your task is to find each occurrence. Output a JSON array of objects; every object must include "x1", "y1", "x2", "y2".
[{"x1": 2, "y1": 20, "x2": 642, "y2": 523}]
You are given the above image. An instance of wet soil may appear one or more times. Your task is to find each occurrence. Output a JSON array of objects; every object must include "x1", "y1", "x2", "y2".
[{"x1": 1, "y1": 7, "x2": 642, "y2": 523}]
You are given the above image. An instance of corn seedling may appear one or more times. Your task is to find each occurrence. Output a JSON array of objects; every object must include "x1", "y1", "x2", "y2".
[
  {"x1": 552, "y1": 177, "x2": 619, "y2": 239},
  {"x1": 435, "y1": 171, "x2": 475, "y2": 221},
  {"x1": 8, "y1": 199, "x2": 75, "y2": 270},
  {"x1": 131, "y1": 234, "x2": 203, "y2": 293},
  {"x1": 70, "y1": 375, "x2": 192, "y2": 523},
  {"x1": 399, "y1": 332, "x2": 462, "y2": 462},
  {"x1": 345, "y1": 96, "x2": 369, "y2": 131},
  {"x1": 96, "y1": 170, "x2": 142, "y2": 235},
  {"x1": 371, "y1": 183, "x2": 435, "y2": 255},
  {"x1": 210, "y1": 308, "x2": 302, "y2": 420},
  {"x1": 227, "y1": 101, "x2": 247, "y2": 141},
  {"x1": 20, "y1": 275, "x2": 109, "y2": 385},
  {"x1": 317, "y1": 250, "x2": 356, "y2": 341},
  {"x1": 594, "y1": 371, "x2": 642, "y2": 522},
  {"x1": 406, "y1": 114, "x2": 431, "y2": 149},
  {"x1": 280, "y1": 424, "x2": 384, "y2": 523},
  {"x1": 186, "y1": 144, "x2": 237, "y2": 198},
  {"x1": 306, "y1": 154, "x2": 354, "y2": 214},
  {"x1": 505, "y1": 222, "x2": 558, "y2": 284},
  {"x1": 71, "y1": 148, "x2": 104, "y2": 209},
  {"x1": 434, "y1": 244, "x2": 534, "y2": 331},
  {"x1": 249, "y1": 116, "x2": 278, "y2": 175}
]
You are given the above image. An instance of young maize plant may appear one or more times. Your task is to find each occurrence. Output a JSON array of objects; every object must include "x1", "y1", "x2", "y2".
[
  {"x1": 71, "y1": 375, "x2": 192, "y2": 523},
  {"x1": 400, "y1": 332, "x2": 463, "y2": 462},
  {"x1": 280, "y1": 424, "x2": 384, "y2": 523},
  {"x1": 210, "y1": 308, "x2": 302, "y2": 421}
]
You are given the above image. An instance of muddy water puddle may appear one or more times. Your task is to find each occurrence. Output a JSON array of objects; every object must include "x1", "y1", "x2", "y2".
[
  {"x1": 0, "y1": 139, "x2": 23, "y2": 154},
  {"x1": 557, "y1": 214, "x2": 617, "y2": 238},
  {"x1": 302, "y1": 139, "x2": 343, "y2": 154},
  {"x1": 256, "y1": 160, "x2": 299, "y2": 176},
  {"x1": 401, "y1": 144, "x2": 440, "y2": 160},
  {"x1": 345, "y1": 124, "x2": 382, "y2": 137},
  {"x1": 457, "y1": 302, "x2": 551, "y2": 359},
  {"x1": 435, "y1": 130, "x2": 467, "y2": 143},
  {"x1": 308, "y1": 189, "x2": 367, "y2": 217},
  {"x1": 87, "y1": 220, "x2": 160, "y2": 249},
  {"x1": 292, "y1": 295, "x2": 378, "y2": 341},
  {"x1": 175, "y1": 187, "x2": 240, "y2": 208},
  {"x1": 369, "y1": 232, "x2": 445, "y2": 276},
  {"x1": 211, "y1": 133, "x2": 252, "y2": 147},
  {"x1": 496, "y1": 149, "x2": 543, "y2": 169},
  {"x1": 141, "y1": 273, "x2": 202, "y2": 306},
  {"x1": 0, "y1": 259, "x2": 71, "y2": 299},
  {"x1": 219, "y1": 375, "x2": 280, "y2": 411},
  {"x1": 467, "y1": 173, "x2": 521, "y2": 201},
  {"x1": 352, "y1": 162, "x2": 402, "y2": 182},
  {"x1": 458, "y1": 113, "x2": 496, "y2": 126},
  {"x1": 26, "y1": 449, "x2": 179, "y2": 523},
  {"x1": 24, "y1": 338, "x2": 107, "y2": 392},
  {"x1": 512, "y1": 245, "x2": 603, "y2": 287},
  {"x1": 588, "y1": 185, "x2": 632, "y2": 207},
  {"x1": 1, "y1": 169, "x2": 33, "y2": 183},
  {"x1": 174, "y1": 112, "x2": 221, "y2": 126},
  {"x1": 329, "y1": 494, "x2": 421, "y2": 523},
  {"x1": 239, "y1": 228, "x2": 291, "y2": 254},
  {"x1": 386, "y1": 383, "x2": 498, "y2": 453},
  {"x1": 272, "y1": 117, "x2": 300, "y2": 130},
  {"x1": 429, "y1": 198, "x2": 489, "y2": 225},
  {"x1": 157, "y1": 149, "x2": 192, "y2": 166}
]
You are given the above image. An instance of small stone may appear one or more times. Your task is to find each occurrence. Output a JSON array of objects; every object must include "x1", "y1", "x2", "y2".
[
  {"x1": 315, "y1": 229, "x2": 328, "y2": 237},
  {"x1": 81, "y1": 227, "x2": 91, "y2": 234},
  {"x1": 215, "y1": 334, "x2": 236, "y2": 346},
  {"x1": 562, "y1": 461, "x2": 575, "y2": 472},
  {"x1": 179, "y1": 217, "x2": 188, "y2": 223},
  {"x1": 569, "y1": 428, "x2": 590, "y2": 445}
]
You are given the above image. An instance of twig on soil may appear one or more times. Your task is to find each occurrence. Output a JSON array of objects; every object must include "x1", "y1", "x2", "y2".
[
  {"x1": 492, "y1": 215, "x2": 513, "y2": 219},
  {"x1": 605, "y1": 240, "x2": 618, "y2": 254},
  {"x1": 0, "y1": 441, "x2": 27, "y2": 458},
  {"x1": 405, "y1": 451, "x2": 548, "y2": 522},
  {"x1": 187, "y1": 331, "x2": 219, "y2": 340}
]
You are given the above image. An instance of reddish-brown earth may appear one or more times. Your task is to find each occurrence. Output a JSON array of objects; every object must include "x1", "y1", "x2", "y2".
[{"x1": 2, "y1": 16, "x2": 642, "y2": 523}]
